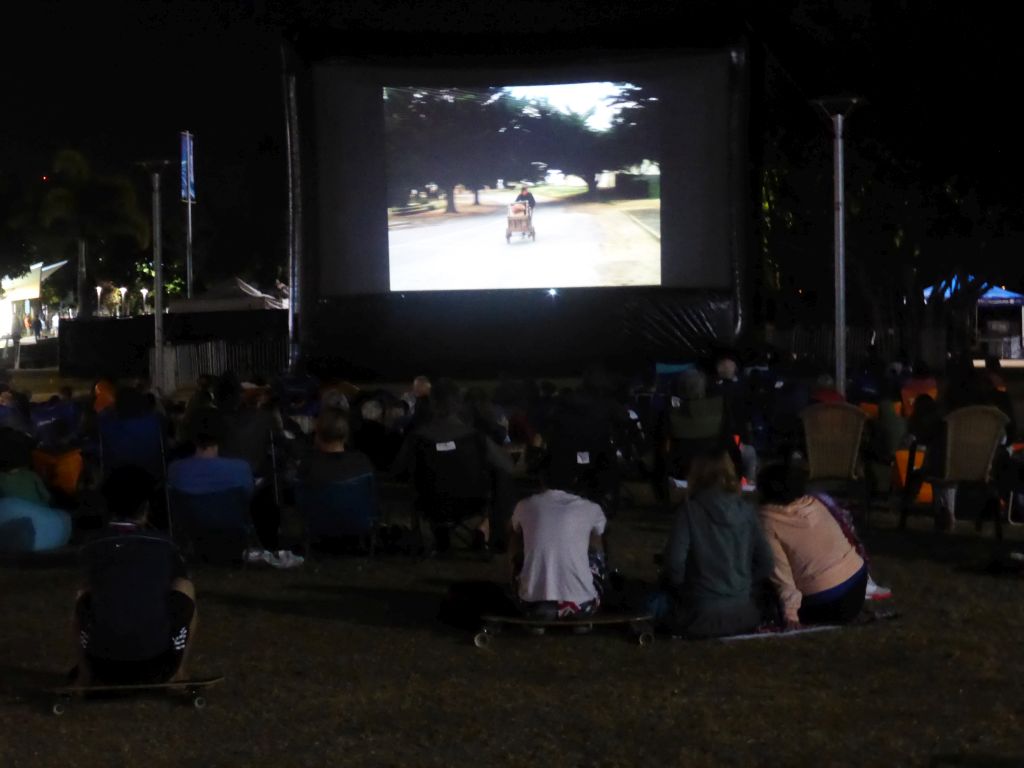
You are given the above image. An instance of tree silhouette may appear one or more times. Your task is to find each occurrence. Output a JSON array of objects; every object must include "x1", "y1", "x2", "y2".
[
  {"x1": 384, "y1": 83, "x2": 660, "y2": 209},
  {"x1": 10, "y1": 149, "x2": 150, "y2": 316}
]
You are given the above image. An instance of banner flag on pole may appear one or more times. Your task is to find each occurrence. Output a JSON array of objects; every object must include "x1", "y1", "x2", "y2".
[{"x1": 180, "y1": 131, "x2": 196, "y2": 203}]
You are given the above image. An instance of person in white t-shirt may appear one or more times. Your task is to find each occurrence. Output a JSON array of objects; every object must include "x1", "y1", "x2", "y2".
[{"x1": 508, "y1": 478, "x2": 607, "y2": 619}]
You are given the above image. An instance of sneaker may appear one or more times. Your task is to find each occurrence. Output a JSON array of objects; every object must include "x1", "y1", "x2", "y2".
[
  {"x1": 865, "y1": 575, "x2": 892, "y2": 601},
  {"x1": 244, "y1": 547, "x2": 272, "y2": 565},
  {"x1": 269, "y1": 550, "x2": 305, "y2": 569}
]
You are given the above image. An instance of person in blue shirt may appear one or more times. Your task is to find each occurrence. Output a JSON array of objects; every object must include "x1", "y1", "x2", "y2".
[{"x1": 167, "y1": 412, "x2": 254, "y2": 497}]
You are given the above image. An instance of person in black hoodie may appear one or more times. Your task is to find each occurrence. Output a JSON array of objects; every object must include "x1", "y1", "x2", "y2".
[{"x1": 665, "y1": 449, "x2": 773, "y2": 638}]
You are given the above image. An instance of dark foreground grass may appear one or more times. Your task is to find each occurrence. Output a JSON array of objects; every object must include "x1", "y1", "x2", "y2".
[{"x1": 2, "y1": 504, "x2": 1024, "y2": 767}]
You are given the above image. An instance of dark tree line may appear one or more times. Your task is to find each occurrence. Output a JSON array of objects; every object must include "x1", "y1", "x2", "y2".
[{"x1": 749, "y1": 0, "x2": 1024, "y2": 362}]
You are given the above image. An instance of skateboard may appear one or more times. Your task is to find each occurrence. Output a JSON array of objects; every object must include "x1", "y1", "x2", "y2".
[
  {"x1": 475, "y1": 613, "x2": 655, "y2": 648},
  {"x1": 48, "y1": 675, "x2": 224, "y2": 715}
]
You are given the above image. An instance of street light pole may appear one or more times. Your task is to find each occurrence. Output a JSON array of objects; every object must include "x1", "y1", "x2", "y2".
[
  {"x1": 152, "y1": 170, "x2": 165, "y2": 391},
  {"x1": 814, "y1": 96, "x2": 862, "y2": 398},
  {"x1": 137, "y1": 159, "x2": 172, "y2": 392}
]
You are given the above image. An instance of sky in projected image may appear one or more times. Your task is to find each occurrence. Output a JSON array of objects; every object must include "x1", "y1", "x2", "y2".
[
  {"x1": 385, "y1": 80, "x2": 662, "y2": 292},
  {"x1": 503, "y1": 82, "x2": 644, "y2": 131}
]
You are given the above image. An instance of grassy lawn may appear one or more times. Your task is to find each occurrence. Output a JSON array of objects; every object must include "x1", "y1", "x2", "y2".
[
  {"x1": 2, "y1": 491, "x2": 1024, "y2": 766},
  {"x1": 534, "y1": 185, "x2": 589, "y2": 201}
]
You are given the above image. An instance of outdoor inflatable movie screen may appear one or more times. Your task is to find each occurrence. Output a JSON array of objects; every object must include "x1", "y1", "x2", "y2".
[{"x1": 310, "y1": 52, "x2": 743, "y2": 295}]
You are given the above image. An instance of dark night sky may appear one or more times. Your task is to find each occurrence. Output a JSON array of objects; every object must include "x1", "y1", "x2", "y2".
[{"x1": 2, "y1": 1, "x2": 1021, "y2": 287}]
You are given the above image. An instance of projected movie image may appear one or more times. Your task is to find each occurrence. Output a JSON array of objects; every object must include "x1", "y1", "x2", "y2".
[{"x1": 385, "y1": 82, "x2": 661, "y2": 291}]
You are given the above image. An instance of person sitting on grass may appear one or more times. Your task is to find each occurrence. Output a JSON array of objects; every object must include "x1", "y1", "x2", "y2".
[
  {"x1": 508, "y1": 466, "x2": 607, "y2": 621},
  {"x1": 664, "y1": 448, "x2": 773, "y2": 638},
  {"x1": 756, "y1": 464, "x2": 869, "y2": 628},
  {"x1": 72, "y1": 466, "x2": 197, "y2": 685}
]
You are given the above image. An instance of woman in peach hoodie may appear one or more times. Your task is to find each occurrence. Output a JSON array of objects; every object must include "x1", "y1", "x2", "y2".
[{"x1": 756, "y1": 465, "x2": 867, "y2": 627}]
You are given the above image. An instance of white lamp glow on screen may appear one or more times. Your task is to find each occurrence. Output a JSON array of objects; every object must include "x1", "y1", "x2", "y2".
[
  {"x1": 140, "y1": 288, "x2": 149, "y2": 311},
  {"x1": 547, "y1": 288, "x2": 558, "y2": 297},
  {"x1": 94, "y1": 286, "x2": 102, "y2": 313},
  {"x1": 118, "y1": 286, "x2": 127, "y2": 316}
]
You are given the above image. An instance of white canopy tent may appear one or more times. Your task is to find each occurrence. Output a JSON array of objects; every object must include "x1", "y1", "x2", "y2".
[{"x1": 1, "y1": 261, "x2": 67, "y2": 337}]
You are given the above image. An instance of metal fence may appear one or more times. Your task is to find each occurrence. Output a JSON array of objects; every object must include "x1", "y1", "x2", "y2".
[
  {"x1": 768, "y1": 325, "x2": 947, "y2": 369},
  {"x1": 149, "y1": 337, "x2": 287, "y2": 392}
]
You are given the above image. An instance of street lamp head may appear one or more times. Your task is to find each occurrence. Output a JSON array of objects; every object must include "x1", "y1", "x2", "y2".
[{"x1": 811, "y1": 96, "x2": 866, "y2": 118}]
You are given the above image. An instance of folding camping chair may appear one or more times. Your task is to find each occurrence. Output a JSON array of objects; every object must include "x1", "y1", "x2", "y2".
[{"x1": 296, "y1": 473, "x2": 377, "y2": 556}]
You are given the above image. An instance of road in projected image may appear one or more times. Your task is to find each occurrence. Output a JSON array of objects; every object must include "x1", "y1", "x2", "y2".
[{"x1": 388, "y1": 189, "x2": 660, "y2": 291}]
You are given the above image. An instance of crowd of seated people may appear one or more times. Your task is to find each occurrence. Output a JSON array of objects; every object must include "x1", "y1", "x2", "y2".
[{"x1": 16, "y1": 344, "x2": 1019, "y2": 682}]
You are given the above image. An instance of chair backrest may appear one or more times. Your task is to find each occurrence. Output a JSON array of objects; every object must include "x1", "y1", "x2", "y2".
[
  {"x1": 943, "y1": 406, "x2": 1009, "y2": 483},
  {"x1": 169, "y1": 488, "x2": 251, "y2": 563},
  {"x1": 413, "y1": 433, "x2": 491, "y2": 503},
  {"x1": 800, "y1": 403, "x2": 867, "y2": 481},
  {"x1": 667, "y1": 396, "x2": 724, "y2": 441},
  {"x1": 31, "y1": 402, "x2": 75, "y2": 449},
  {"x1": 99, "y1": 412, "x2": 165, "y2": 480},
  {"x1": 543, "y1": 399, "x2": 620, "y2": 497},
  {"x1": 296, "y1": 473, "x2": 376, "y2": 539},
  {"x1": 220, "y1": 411, "x2": 273, "y2": 474}
]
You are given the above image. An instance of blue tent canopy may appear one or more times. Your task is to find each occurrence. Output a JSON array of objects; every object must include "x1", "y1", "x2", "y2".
[
  {"x1": 922, "y1": 275, "x2": 1024, "y2": 306},
  {"x1": 978, "y1": 286, "x2": 1024, "y2": 306}
]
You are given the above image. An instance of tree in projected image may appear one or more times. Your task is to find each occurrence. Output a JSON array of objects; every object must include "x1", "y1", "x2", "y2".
[
  {"x1": 384, "y1": 83, "x2": 659, "y2": 212},
  {"x1": 384, "y1": 87, "x2": 536, "y2": 213}
]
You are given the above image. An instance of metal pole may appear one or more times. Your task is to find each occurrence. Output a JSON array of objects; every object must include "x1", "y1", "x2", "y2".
[
  {"x1": 77, "y1": 240, "x2": 87, "y2": 318},
  {"x1": 832, "y1": 113, "x2": 847, "y2": 397},
  {"x1": 186, "y1": 194, "x2": 193, "y2": 299},
  {"x1": 284, "y1": 70, "x2": 302, "y2": 372},
  {"x1": 152, "y1": 172, "x2": 165, "y2": 393}
]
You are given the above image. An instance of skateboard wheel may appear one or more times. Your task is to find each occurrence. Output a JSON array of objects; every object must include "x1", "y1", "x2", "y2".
[
  {"x1": 638, "y1": 632, "x2": 655, "y2": 647},
  {"x1": 192, "y1": 695, "x2": 207, "y2": 710},
  {"x1": 52, "y1": 700, "x2": 67, "y2": 716},
  {"x1": 473, "y1": 632, "x2": 491, "y2": 649}
]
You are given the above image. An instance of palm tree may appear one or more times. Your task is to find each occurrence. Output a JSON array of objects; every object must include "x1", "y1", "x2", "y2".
[{"x1": 32, "y1": 149, "x2": 150, "y2": 317}]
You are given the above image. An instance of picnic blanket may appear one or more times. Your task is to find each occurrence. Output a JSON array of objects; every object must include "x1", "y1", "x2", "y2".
[{"x1": 718, "y1": 609, "x2": 900, "y2": 642}]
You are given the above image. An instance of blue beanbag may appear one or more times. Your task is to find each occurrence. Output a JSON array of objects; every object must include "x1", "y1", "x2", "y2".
[{"x1": 0, "y1": 498, "x2": 72, "y2": 553}]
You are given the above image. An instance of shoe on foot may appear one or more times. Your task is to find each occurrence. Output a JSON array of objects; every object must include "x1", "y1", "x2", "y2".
[
  {"x1": 865, "y1": 575, "x2": 892, "y2": 601},
  {"x1": 269, "y1": 550, "x2": 305, "y2": 569}
]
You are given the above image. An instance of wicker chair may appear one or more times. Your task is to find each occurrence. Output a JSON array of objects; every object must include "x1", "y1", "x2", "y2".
[
  {"x1": 799, "y1": 403, "x2": 869, "y2": 517},
  {"x1": 899, "y1": 405, "x2": 1009, "y2": 537}
]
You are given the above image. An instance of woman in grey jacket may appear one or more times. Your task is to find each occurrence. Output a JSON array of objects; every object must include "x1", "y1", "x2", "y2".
[{"x1": 666, "y1": 449, "x2": 773, "y2": 638}]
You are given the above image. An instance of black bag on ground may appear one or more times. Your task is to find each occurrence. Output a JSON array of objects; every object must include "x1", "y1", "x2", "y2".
[{"x1": 438, "y1": 580, "x2": 517, "y2": 630}]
